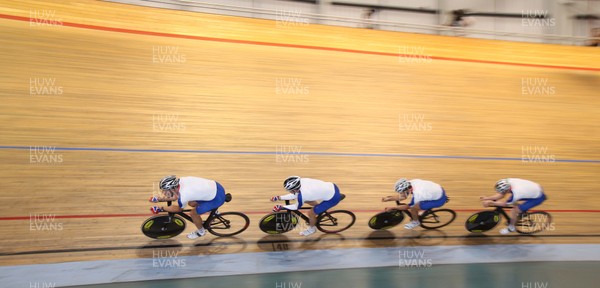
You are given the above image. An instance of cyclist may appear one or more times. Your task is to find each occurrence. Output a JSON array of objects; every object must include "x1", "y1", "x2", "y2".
[
  {"x1": 382, "y1": 178, "x2": 448, "y2": 229},
  {"x1": 481, "y1": 178, "x2": 547, "y2": 234},
  {"x1": 149, "y1": 175, "x2": 227, "y2": 239},
  {"x1": 270, "y1": 176, "x2": 342, "y2": 236}
]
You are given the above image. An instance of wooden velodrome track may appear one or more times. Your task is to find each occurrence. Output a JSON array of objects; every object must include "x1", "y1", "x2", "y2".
[{"x1": 0, "y1": 0, "x2": 599, "y2": 267}]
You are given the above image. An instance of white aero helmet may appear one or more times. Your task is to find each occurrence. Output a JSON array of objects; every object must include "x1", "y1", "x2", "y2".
[
  {"x1": 495, "y1": 179, "x2": 511, "y2": 193},
  {"x1": 394, "y1": 178, "x2": 411, "y2": 193},
  {"x1": 283, "y1": 176, "x2": 301, "y2": 191},
  {"x1": 159, "y1": 175, "x2": 180, "y2": 190}
]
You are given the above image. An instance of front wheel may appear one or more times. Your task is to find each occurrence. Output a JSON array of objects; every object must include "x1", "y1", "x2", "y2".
[
  {"x1": 464, "y1": 211, "x2": 500, "y2": 233},
  {"x1": 316, "y1": 210, "x2": 356, "y2": 233},
  {"x1": 419, "y1": 209, "x2": 456, "y2": 229},
  {"x1": 141, "y1": 215, "x2": 187, "y2": 239},
  {"x1": 368, "y1": 210, "x2": 405, "y2": 230},
  {"x1": 516, "y1": 211, "x2": 552, "y2": 234},
  {"x1": 206, "y1": 212, "x2": 250, "y2": 237}
]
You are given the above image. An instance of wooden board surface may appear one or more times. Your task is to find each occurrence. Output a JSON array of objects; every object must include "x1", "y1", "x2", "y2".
[{"x1": 0, "y1": 0, "x2": 598, "y2": 266}]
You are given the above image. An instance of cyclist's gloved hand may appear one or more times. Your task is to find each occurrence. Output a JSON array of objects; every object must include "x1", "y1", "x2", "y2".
[
  {"x1": 150, "y1": 206, "x2": 164, "y2": 214},
  {"x1": 270, "y1": 196, "x2": 280, "y2": 202},
  {"x1": 149, "y1": 196, "x2": 159, "y2": 203},
  {"x1": 272, "y1": 205, "x2": 283, "y2": 212}
]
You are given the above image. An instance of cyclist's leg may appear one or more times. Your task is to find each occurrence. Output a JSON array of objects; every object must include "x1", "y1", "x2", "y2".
[
  {"x1": 496, "y1": 205, "x2": 521, "y2": 234},
  {"x1": 502, "y1": 193, "x2": 545, "y2": 235},
  {"x1": 406, "y1": 191, "x2": 446, "y2": 229},
  {"x1": 511, "y1": 192, "x2": 546, "y2": 229},
  {"x1": 304, "y1": 201, "x2": 319, "y2": 227},
  {"x1": 195, "y1": 182, "x2": 227, "y2": 217},
  {"x1": 408, "y1": 203, "x2": 420, "y2": 222},
  {"x1": 303, "y1": 184, "x2": 341, "y2": 235},
  {"x1": 515, "y1": 193, "x2": 547, "y2": 223},
  {"x1": 418, "y1": 191, "x2": 447, "y2": 212},
  {"x1": 509, "y1": 206, "x2": 521, "y2": 226},
  {"x1": 495, "y1": 193, "x2": 516, "y2": 233},
  {"x1": 402, "y1": 202, "x2": 423, "y2": 229},
  {"x1": 313, "y1": 184, "x2": 342, "y2": 215},
  {"x1": 188, "y1": 183, "x2": 226, "y2": 238},
  {"x1": 189, "y1": 201, "x2": 203, "y2": 229},
  {"x1": 186, "y1": 202, "x2": 207, "y2": 239},
  {"x1": 518, "y1": 193, "x2": 546, "y2": 213}
]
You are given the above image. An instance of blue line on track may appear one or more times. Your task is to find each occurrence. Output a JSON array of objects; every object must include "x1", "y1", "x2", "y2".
[{"x1": 2, "y1": 145, "x2": 599, "y2": 163}]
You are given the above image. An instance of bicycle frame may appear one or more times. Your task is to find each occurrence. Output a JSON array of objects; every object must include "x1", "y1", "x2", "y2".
[
  {"x1": 495, "y1": 206, "x2": 511, "y2": 220},
  {"x1": 163, "y1": 200, "x2": 220, "y2": 229},
  {"x1": 393, "y1": 201, "x2": 417, "y2": 220},
  {"x1": 492, "y1": 205, "x2": 524, "y2": 225},
  {"x1": 279, "y1": 201, "x2": 319, "y2": 223},
  {"x1": 276, "y1": 195, "x2": 349, "y2": 224}
]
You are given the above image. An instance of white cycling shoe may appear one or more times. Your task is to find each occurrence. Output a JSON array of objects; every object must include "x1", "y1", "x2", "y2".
[
  {"x1": 187, "y1": 228, "x2": 206, "y2": 239},
  {"x1": 500, "y1": 225, "x2": 516, "y2": 235},
  {"x1": 299, "y1": 226, "x2": 316, "y2": 236},
  {"x1": 404, "y1": 220, "x2": 420, "y2": 230}
]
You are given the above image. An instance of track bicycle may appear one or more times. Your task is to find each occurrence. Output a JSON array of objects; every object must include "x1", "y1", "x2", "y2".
[
  {"x1": 465, "y1": 205, "x2": 552, "y2": 234},
  {"x1": 141, "y1": 193, "x2": 250, "y2": 239},
  {"x1": 368, "y1": 198, "x2": 456, "y2": 230},
  {"x1": 259, "y1": 194, "x2": 356, "y2": 234}
]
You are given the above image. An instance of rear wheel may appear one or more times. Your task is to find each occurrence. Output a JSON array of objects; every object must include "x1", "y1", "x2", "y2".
[
  {"x1": 141, "y1": 215, "x2": 187, "y2": 239},
  {"x1": 206, "y1": 212, "x2": 250, "y2": 237},
  {"x1": 464, "y1": 211, "x2": 500, "y2": 233},
  {"x1": 516, "y1": 211, "x2": 552, "y2": 234},
  {"x1": 419, "y1": 209, "x2": 456, "y2": 229},
  {"x1": 317, "y1": 210, "x2": 356, "y2": 233},
  {"x1": 258, "y1": 212, "x2": 299, "y2": 234},
  {"x1": 368, "y1": 210, "x2": 405, "y2": 230}
]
